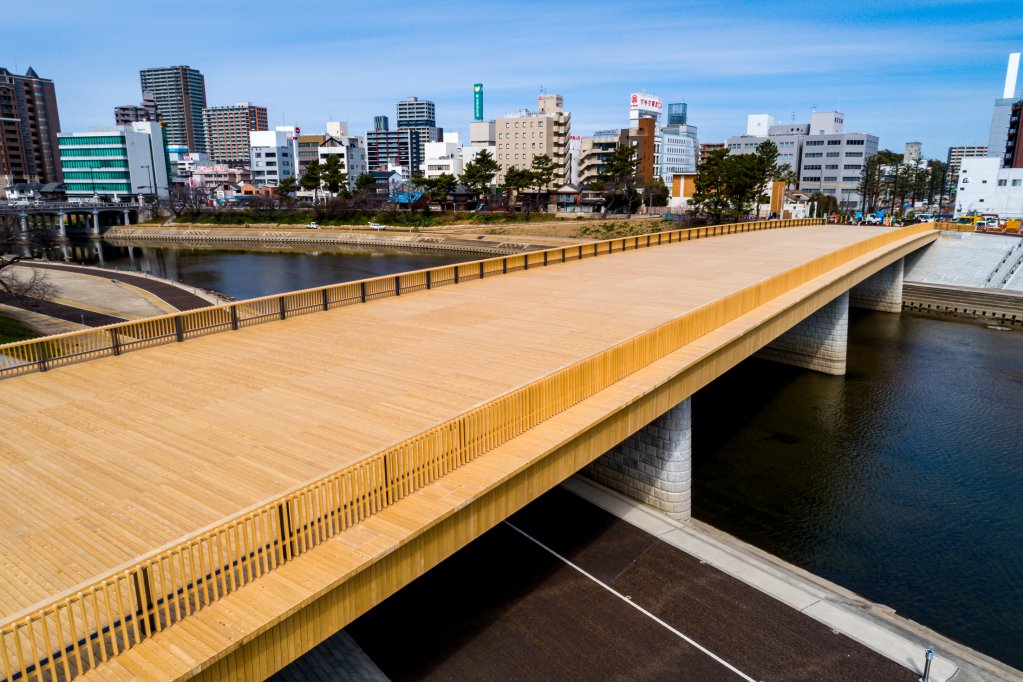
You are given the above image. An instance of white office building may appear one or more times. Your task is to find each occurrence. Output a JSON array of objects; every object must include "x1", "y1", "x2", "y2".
[
  {"x1": 318, "y1": 133, "x2": 366, "y2": 191},
  {"x1": 58, "y1": 121, "x2": 170, "y2": 199},
  {"x1": 423, "y1": 140, "x2": 463, "y2": 179},
  {"x1": 955, "y1": 156, "x2": 1023, "y2": 218},
  {"x1": 658, "y1": 124, "x2": 698, "y2": 191},
  {"x1": 249, "y1": 126, "x2": 297, "y2": 186}
]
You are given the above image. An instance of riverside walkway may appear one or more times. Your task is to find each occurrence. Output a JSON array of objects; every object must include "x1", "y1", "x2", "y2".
[{"x1": 0, "y1": 220, "x2": 940, "y2": 680}]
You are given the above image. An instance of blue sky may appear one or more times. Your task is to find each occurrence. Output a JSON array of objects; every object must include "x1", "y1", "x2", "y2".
[{"x1": 3, "y1": 0, "x2": 1021, "y2": 158}]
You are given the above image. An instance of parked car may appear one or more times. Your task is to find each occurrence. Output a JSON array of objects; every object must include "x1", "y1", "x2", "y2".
[
  {"x1": 305, "y1": 221, "x2": 320, "y2": 229},
  {"x1": 368, "y1": 222, "x2": 385, "y2": 230}
]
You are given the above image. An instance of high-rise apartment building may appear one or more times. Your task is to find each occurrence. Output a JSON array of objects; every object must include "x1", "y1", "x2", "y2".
[
  {"x1": 0, "y1": 66, "x2": 62, "y2": 195},
  {"x1": 318, "y1": 133, "x2": 366, "y2": 191},
  {"x1": 140, "y1": 65, "x2": 207, "y2": 153},
  {"x1": 396, "y1": 96, "x2": 440, "y2": 166},
  {"x1": 374, "y1": 115, "x2": 389, "y2": 132},
  {"x1": 698, "y1": 142, "x2": 725, "y2": 167},
  {"x1": 202, "y1": 102, "x2": 268, "y2": 165},
  {"x1": 493, "y1": 93, "x2": 571, "y2": 187},
  {"x1": 58, "y1": 122, "x2": 169, "y2": 198},
  {"x1": 365, "y1": 128, "x2": 421, "y2": 178},
  {"x1": 114, "y1": 93, "x2": 160, "y2": 126}
]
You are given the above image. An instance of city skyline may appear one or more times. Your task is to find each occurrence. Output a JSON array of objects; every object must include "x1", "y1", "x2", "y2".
[{"x1": 2, "y1": 0, "x2": 1021, "y2": 158}]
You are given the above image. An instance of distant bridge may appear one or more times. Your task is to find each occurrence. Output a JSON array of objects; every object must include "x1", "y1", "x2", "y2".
[{"x1": 0, "y1": 219, "x2": 939, "y2": 680}]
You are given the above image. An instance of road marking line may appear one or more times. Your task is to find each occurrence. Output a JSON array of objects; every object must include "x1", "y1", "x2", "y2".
[{"x1": 505, "y1": 521, "x2": 757, "y2": 682}]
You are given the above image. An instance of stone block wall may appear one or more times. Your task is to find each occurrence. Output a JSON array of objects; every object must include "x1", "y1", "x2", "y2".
[
  {"x1": 755, "y1": 291, "x2": 849, "y2": 375},
  {"x1": 850, "y1": 258, "x2": 904, "y2": 313},
  {"x1": 585, "y1": 399, "x2": 691, "y2": 520}
]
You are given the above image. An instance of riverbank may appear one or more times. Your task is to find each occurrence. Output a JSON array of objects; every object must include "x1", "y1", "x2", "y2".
[{"x1": 106, "y1": 225, "x2": 569, "y2": 254}]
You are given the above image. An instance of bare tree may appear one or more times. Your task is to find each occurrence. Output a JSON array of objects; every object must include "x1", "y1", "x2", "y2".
[{"x1": 0, "y1": 219, "x2": 58, "y2": 304}]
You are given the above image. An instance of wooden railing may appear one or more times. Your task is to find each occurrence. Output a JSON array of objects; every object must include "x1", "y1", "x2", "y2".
[
  {"x1": 0, "y1": 219, "x2": 821, "y2": 381},
  {"x1": 0, "y1": 220, "x2": 940, "y2": 682}
]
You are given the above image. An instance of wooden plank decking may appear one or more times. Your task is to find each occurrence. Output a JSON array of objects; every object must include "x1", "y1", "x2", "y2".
[{"x1": 0, "y1": 225, "x2": 922, "y2": 622}]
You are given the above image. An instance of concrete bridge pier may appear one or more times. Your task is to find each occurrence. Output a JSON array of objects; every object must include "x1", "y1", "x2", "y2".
[
  {"x1": 585, "y1": 399, "x2": 692, "y2": 521},
  {"x1": 850, "y1": 258, "x2": 903, "y2": 312},
  {"x1": 122, "y1": 209, "x2": 131, "y2": 227},
  {"x1": 19, "y1": 211, "x2": 29, "y2": 239},
  {"x1": 757, "y1": 291, "x2": 849, "y2": 375},
  {"x1": 58, "y1": 212, "x2": 66, "y2": 238},
  {"x1": 91, "y1": 210, "x2": 100, "y2": 237}
]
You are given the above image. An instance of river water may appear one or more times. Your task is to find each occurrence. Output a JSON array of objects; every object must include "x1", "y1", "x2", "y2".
[
  {"x1": 61, "y1": 240, "x2": 473, "y2": 299},
  {"x1": 60, "y1": 241, "x2": 1023, "y2": 669},
  {"x1": 692, "y1": 310, "x2": 1023, "y2": 670}
]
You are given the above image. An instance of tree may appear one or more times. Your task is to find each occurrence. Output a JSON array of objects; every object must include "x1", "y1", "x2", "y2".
[
  {"x1": 751, "y1": 140, "x2": 783, "y2": 218},
  {"x1": 640, "y1": 177, "x2": 669, "y2": 208},
  {"x1": 0, "y1": 221, "x2": 57, "y2": 304},
  {"x1": 355, "y1": 172, "x2": 377, "y2": 193},
  {"x1": 594, "y1": 144, "x2": 640, "y2": 214},
  {"x1": 690, "y1": 148, "x2": 732, "y2": 223},
  {"x1": 274, "y1": 177, "x2": 299, "y2": 206},
  {"x1": 320, "y1": 154, "x2": 348, "y2": 195},
  {"x1": 460, "y1": 149, "x2": 500, "y2": 201},
  {"x1": 808, "y1": 191, "x2": 839, "y2": 216},
  {"x1": 414, "y1": 173, "x2": 458, "y2": 211},
  {"x1": 778, "y1": 168, "x2": 799, "y2": 190},
  {"x1": 502, "y1": 167, "x2": 535, "y2": 212},
  {"x1": 299, "y1": 159, "x2": 322, "y2": 205},
  {"x1": 529, "y1": 154, "x2": 558, "y2": 211}
]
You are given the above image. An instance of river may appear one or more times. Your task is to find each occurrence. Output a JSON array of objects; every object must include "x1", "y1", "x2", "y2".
[
  {"x1": 60, "y1": 239, "x2": 474, "y2": 299},
  {"x1": 692, "y1": 310, "x2": 1023, "y2": 669},
  {"x1": 57, "y1": 240, "x2": 1023, "y2": 669}
]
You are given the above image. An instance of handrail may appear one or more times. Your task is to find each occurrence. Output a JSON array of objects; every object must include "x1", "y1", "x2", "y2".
[
  {"x1": 0, "y1": 221, "x2": 937, "y2": 681},
  {"x1": 0, "y1": 218, "x2": 823, "y2": 381}
]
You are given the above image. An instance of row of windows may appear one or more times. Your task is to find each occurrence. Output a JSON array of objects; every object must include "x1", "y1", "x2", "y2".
[
  {"x1": 60, "y1": 148, "x2": 126, "y2": 157},
  {"x1": 843, "y1": 176, "x2": 860, "y2": 182},
  {"x1": 62, "y1": 159, "x2": 128, "y2": 169},
  {"x1": 804, "y1": 164, "x2": 821, "y2": 170},
  {"x1": 997, "y1": 179, "x2": 1023, "y2": 186},
  {"x1": 63, "y1": 170, "x2": 130, "y2": 180},
  {"x1": 65, "y1": 182, "x2": 129, "y2": 191},
  {"x1": 806, "y1": 153, "x2": 822, "y2": 158},
  {"x1": 498, "y1": 131, "x2": 544, "y2": 140},
  {"x1": 58, "y1": 135, "x2": 123, "y2": 146}
]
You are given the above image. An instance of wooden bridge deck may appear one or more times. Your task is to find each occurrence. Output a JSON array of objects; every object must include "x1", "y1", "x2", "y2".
[
  {"x1": 0, "y1": 224, "x2": 909, "y2": 618},
  {"x1": 0, "y1": 224, "x2": 939, "y2": 680}
]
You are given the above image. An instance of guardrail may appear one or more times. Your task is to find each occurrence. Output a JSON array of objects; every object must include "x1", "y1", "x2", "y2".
[
  {"x1": 0, "y1": 221, "x2": 940, "y2": 681},
  {"x1": 0, "y1": 218, "x2": 822, "y2": 381}
]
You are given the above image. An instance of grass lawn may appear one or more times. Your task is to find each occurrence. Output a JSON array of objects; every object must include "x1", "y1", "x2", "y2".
[{"x1": 0, "y1": 313, "x2": 40, "y2": 345}]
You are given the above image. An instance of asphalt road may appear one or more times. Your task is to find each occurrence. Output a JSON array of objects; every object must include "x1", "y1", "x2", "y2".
[{"x1": 281, "y1": 487, "x2": 915, "y2": 681}]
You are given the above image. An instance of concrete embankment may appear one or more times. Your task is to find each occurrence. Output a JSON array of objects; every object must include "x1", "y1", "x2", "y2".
[
  {"x1": 106, "y1": 225, "x2": 556, "y2": 255},
  {"x1": 904, "y1": 230, "x2": 1023, "y2": 325}
]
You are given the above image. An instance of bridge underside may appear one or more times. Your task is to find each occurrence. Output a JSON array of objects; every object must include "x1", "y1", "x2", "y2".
[{"x1": 0, "y1": 224, "x2": 935, "y2": 680}]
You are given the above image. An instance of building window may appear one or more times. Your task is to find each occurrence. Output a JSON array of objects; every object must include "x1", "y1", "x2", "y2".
[
  {"x1": 827, "y1": 140, "x2": 841, "y2": 145},
  {"x1": 806, "y1": 153, "x2": 823, "y2": 158},
  {"x1": 806, "y1": 140, "x2": 824, "y2": 146},
  {"x1": 823, "y1": 176, "x2": 837, "y2": 181},
  {"x1": 801, "y1": 176, "x2": 819, "y2": 182},
  {"x1": 1013, "y1": 179, "x2": 1022, "y2": 187},
  {"x1": 804, "y1": 164, "x2": 821, "y2": 170},
  {"x1": 825, "y1": 164, "x2": 838, "y2": 169},
  {"x1": 844, "y1": 164, "x2": 862, "y2": 170},
  {"x1": 826, "y1": 152, "x2": 840, "y2": 157},
  {"x1": 842, "y1": 176, "x2": 860, "y2": 182},
  {"x1": 847, "y1": 139, "x2": 865, "y2": 146},
  {"x1": 847, "y1": 152, "x2": 863, "y2": 158},
  {"x1": 998, "y1": 179, "x2": 1008, "y2": 186}
]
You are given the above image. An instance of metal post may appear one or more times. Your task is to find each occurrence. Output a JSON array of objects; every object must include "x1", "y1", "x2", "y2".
[
  {"x1": 394, "y1": 275, "x2": 401, "y2": 296},
  {"x1": 279, "y1": 296, "x2": 287, "y2": 319},
  {"x1": 454, "y1": 267, "x2": 459, "y2": 284},
  {"x1": 173, "y1": 316, "x2": 184, "y2": 342},
  {"x1": 479, "y1": 262, "x2": 485, "y2": 279},
  {"x1": 920, "y1": 648, "x2": 933, "y2": 682},
  {"x1": 426, "y1": 270, "x2": 432, "y2": 289},
  {"x1": 502, "y1": 258, "x2": 507, "y2": 274},
  {"x1": 230, "y1": 305, "x2": 239, "y2": 330},
  {"x1": 110, "y1": 329, "x2": 121, "y2": 356},
  {"x1": 360, "y1": 281, "x2": 367, "y2": 303},
  {"x1": 543, "y1": 251, "x2": 548, "y2": 266},
  {"x1": 321, "y1": 288, "x2": 330, "y2": 310}
]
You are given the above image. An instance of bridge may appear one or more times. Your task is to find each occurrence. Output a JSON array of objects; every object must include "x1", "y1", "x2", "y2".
[
  {"x1": 0, "y1": 201, "x2": 147, "y2": 239},
  {"x1": 0, "y1": 219, "x2": 939, "y2": 680}
]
